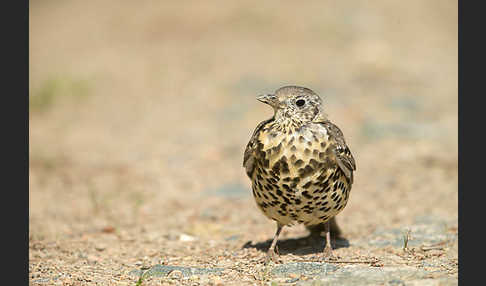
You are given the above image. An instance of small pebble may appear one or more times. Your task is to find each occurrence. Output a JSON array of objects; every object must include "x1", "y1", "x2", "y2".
[
  {"x1": 167, "y1": 270, "x2": 183, "y2": 279},
  {"x1": 179, "y1": 234, "x2": 197, "y2": 242}
]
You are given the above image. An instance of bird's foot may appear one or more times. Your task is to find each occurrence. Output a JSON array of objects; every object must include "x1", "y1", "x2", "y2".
[
  {"x1": 265, "y1": 248, "x2": 282, "y2": 264},
  {"x1": 323, "y1": 245, "x2": 337, "y2": 261},
  {"x1": 313, "y1": 245, "x2": 338, "y2": 262}
]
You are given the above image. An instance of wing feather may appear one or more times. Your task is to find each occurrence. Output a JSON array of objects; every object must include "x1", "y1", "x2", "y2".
[
  {"x1": 321, "y1": 121, "x2": 356, "y2": 183},
  {"x1": 243, "y1": 118, "x2": 274, "y2": 178}
]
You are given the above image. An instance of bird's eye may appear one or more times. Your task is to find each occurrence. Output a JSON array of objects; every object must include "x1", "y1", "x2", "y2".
[{"x1": 295, "y1": 99, "x2": 306, "y2": 107}]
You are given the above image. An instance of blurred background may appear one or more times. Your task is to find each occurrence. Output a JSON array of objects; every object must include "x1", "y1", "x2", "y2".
[{"x1": 29, "y1": 0, "x2": 457, "y2": 258}]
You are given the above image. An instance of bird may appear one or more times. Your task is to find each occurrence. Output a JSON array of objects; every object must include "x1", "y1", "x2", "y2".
[{"x1": 243, "y1": 85, "x2": 356, "y2": 263}]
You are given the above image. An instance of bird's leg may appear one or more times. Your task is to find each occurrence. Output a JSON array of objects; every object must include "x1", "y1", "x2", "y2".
[
  {"x1": 266, "y1": 223, "x2": 283, "y2": 264},
  {"x1": 322, "y1": 220, "x2": 336, "y2": 260},
  {"x1": 329, "y1": 217, "x2": 342, "y2": 239}
]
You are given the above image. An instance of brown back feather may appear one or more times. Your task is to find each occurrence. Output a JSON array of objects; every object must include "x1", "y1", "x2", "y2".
[
  {"x1": 318, "y1": 120, "x2": 356, "y2": 183},
  {"x1": 243, "y1": 117, "x2": 274, "y2": 178}
]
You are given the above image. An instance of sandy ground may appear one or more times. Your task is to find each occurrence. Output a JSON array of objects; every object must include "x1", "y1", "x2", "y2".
[{"x1": 29, "y1": 1, "x2": 457, "y2": 285}]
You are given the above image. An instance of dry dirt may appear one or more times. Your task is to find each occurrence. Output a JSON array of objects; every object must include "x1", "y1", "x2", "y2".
[{"x1": 29, "y1": 1, "x2": 457, "y2": 285}]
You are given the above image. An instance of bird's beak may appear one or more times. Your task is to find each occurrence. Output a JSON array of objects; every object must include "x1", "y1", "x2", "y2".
[{"x1": 257, "y1": 94, "x2": 277, "y2": 106}]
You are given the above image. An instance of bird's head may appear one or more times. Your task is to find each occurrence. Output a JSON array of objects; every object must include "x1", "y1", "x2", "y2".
[{"x1": 257, "y1": 86, "x2": 326, "y2": 125}]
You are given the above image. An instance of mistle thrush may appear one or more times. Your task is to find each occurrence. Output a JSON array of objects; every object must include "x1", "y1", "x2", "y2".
[{"x1": 243, "y1": 86, "x2": 356, "y2": 263}]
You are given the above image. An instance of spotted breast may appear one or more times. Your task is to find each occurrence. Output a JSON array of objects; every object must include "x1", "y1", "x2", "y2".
[{"x1": 248, "y1": 120, "x2": 352, "y2": 227}]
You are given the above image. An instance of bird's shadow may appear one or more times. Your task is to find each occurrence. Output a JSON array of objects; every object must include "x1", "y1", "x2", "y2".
[{"x1": 242, "y1": 233, "x2": 350, "y2": 256}]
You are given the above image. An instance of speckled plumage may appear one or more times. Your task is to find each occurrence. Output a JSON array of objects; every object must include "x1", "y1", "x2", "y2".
[{"x1": 243, "y1": 86, "x2": 356, "y2": 262}]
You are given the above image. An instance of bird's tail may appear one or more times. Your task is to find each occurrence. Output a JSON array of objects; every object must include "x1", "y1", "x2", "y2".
[{"x1": 306, "y1": 217, "x2": 342, "y2": 239}]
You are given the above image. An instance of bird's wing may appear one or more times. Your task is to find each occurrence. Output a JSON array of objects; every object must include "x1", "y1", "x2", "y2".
[
  {"x1": 321, "y1": 121, "x2": 356, "y2": 183},
  {"x1": 243, "y1": 118, "x2": 273, "y2": 178}
]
